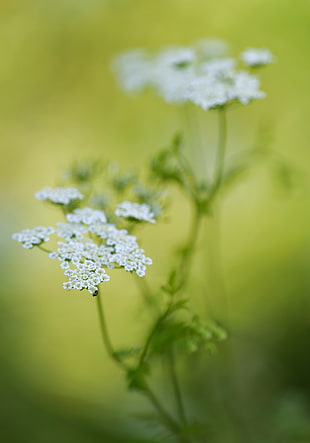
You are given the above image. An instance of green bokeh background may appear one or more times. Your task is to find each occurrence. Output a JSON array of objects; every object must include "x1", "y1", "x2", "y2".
[{"x1": 1, "y1": 0, "x2": 310, "y2": 442}]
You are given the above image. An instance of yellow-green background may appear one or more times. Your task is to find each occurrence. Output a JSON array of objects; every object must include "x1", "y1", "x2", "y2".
[{"x1": 1, "y1": 0, "x2": 310, "y2": 442}]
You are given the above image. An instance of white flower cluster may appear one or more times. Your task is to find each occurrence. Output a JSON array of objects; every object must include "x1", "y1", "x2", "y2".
[
  {"x1": 112, "y1": 49, "x2": 152, "y2": 94},
  {"x1": 12, "y1": 226, "x2": 55, "y2": 249},
  {"x1": 115, "y1": 201, "x2": 156, "y2": 223},
  {"x1": 35, "y1": 187, "x2": 84, "y2": 205},
  {"x1": 13, "y1": 196, "x2": 154, "y2": 294},
  {"x1": 66, "y1": 207, "x2": 107, "y2": 224},
  {"x1": 56, "y1": 222, "x2": 88, "y2": 240},
  {"x1": 240, "y1": 48, "x2": 275, "y2": 67},
  {"x1": 113, "y1": 39, "x2": 274, "y2": 109},
  {"x1": 63, "y1": 261, "x2": 110, "y2": 293},
  {"x1": 187, "y1": 66, "x2": 265, "y2": 110}
]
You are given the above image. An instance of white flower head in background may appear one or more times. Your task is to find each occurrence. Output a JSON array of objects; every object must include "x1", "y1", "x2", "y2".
[
  {"x1": 115, "y1": 201, "x2": 156, "y2": 223},
  {"x1": 113, "y1": 39, "x2": 274, "y2": 110},
  {"x1": 186, "y1": 68, "x2": 265, "y2": 110},
  {"x1": 35, "y1": 187, "x2": 84, "y2": 205},
  {"x1": 112, "y1": 49, "x2": 152, "y2": 94},
  {"x1": 200, "y1": 58, "x2": 236, "y2": 76},
  {"x1": 240, "y1": 48, "x2": 275, "y2": 67},
  {"x1": 155, "y1": 46, "x2": 195, "y2": 68}
]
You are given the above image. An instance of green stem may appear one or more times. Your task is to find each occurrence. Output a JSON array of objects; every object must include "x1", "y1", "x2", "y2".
[
  {"x1": 95, "y1": 289, "x2": 128, "y2": 370},
  {"x1": 95, "y1": 291, "x2": 185, "y2": 440},
  {"x1": 143, "y1": 383, "x2": 182, "y2": 436},
  {"x1": 167, "y1": 349, "x2": 189, "y2": 430},
  {"x1": 179, "y1": 206, "x2": 202, "y2": 287},
  {"x1": 207, "y1": 107, "x2": 228, "y2": 207},
  {"x1": 213, "y1": 107, "x2": 227, "y2": 189},
  {"x1": 139, "y1": 305, "x2": 173, "y2": 366},
  {"x1": 37, "y1": 245, "x2": 52, "y2": 254},
  {"x1": 134, "y1": 275, "x2": 159, "y2": 314}
]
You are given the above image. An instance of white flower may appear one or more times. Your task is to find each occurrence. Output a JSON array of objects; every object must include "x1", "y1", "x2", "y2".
[
  {"x1": 112, "y1": 49, "x2": 152, "y2": 93},
  {"x1": 112, "y1": 247, "x2": 152, "y2": 277},
  {"x1": 186, "y1": 69, "x2": 265, "y2": 110},
  {"x1": 51, "y1": 239, "x2": 85, "y2": 264},
  {"x1": 200, "y1": 58, "x2": 236, "y2": 76},
  {"x1": 82, "y1": 243, "x2": 115, "y2": 269},
  {"x1": 63, "y1": 261, "x2": 110, "y2": 294},
  {"x1": 115, "y1": 201, "x2": 156, "y2": 223},
  {"x1": 56, "y1": 222, "x2": 88, "y2": 240},
  {"x1": 152, "y1": 64, "x2": 196, "y2": 104},
  {"x1": 12, "y1": 226, "x2": 55, "y2": 249},
  {"x1": 35, "y1": 187, "x2": 83, "y2": 205},
  {"x1": 155, "y1": 46, "x2": 195, "y2": 68},
  {"x1": 232, "y1": 71, "x2": 266, "y2": 104},
  {"x1": 66, "y1": 207, "x2": 107, "y2": 225},
  {"x1": 89, "y1": 222, "x2": 119, "y2": 239},
  {"x1": 13, "y1": 195, "x2": 154, "y2": 294},
  {"x1": 240, "y1": 48, "x2": 275, "y2": 67},
  {"x1": 106, "y1": 228, "x2": 139, "y2": 252},
  {"x1": 113, "y1": 42, "x2": 273, "y2": 110},
  {"x1": 149, "y1": 47, "x2": 197, "y2": 104}
]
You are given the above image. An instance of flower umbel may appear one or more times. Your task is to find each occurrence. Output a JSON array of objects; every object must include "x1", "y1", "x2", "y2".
[
  {"x1": 115, "y1": 201, "x2": 156, "y2": 223},
  {"x1": 240, "y1": 48, "x2": 275, "y2": 67},
  {"x1": 35, "y1": 187, "x2": 84, "y2": 205},
  {"x1": 12, "y1": 226, "x2": 55, "y2": 249},
  {"x1": 12, "y1": 190, "x2": 154, "y2": 294},
  {"x1": 113, "y1": 40, "x2": 274, "y2": 109}
]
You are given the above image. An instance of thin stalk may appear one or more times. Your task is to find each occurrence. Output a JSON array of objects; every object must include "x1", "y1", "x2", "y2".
[
  {"x1": 167, "y1": 349, "x2": 189, "y2": 431},
  {"x1": 207, "y1": 107, "x2": 228, "y2": 207},
  {"x1": 95, "y1": 289, "x2": 128, "y2": 370},
  {"x1": 139, "y1": 306, "x2": 173, "y2": 366},
  {"x1": 95, "y1": 291, "x2": 185, "y2": 441},
  {"x1": 179, "y1": 206, "x2": 202, "y2": 287},
  {"x1": 213, "y1": 107, "x2": 227, "y2": 190},
  {"x1": 134, "y1": 275, "x2": 160, "y2": 314},
  {"x1": 37, "y1": 245, "x2": 52, "y2": 254},
  {"x1": 143, "y1": 383, "x2": 182, "y2": 437}
]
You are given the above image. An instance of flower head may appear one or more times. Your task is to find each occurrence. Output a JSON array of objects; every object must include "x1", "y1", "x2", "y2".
[
  {"x1": 56, "y1": 222, "x2": 88, "y2": 240},
  {"x1": 12, "y1": 226, "x2": 55, "y2": 249},
  {"x1": 35, "y1": 187, "x2": 84, "y2": 205},
  {"x1": 113, "y1": 40, "x2": 274, "y2": 110},
  {"x1": 63, "y1": 261, "x2": 110, "y2": 294},
  {"x1": 240, "y1": 48, "x2": 275, "y2": 67},
  {"x1": 66, "y1": 207, "x2": 107, "y2": 225},
  {"x1": 115, "y1": 201, "x2": 156, "y2": 223},
  {"x1": 186, "y1": 69, "x2": 265, "y2": 110},
  {"x1": 13, "y1": 195, "x2": 154, "y2": 294},
  {"x1": 112, "y1": 49, "x2": 152, "y2": 94}
]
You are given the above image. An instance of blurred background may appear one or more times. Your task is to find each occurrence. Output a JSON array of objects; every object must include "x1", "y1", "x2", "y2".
[{"x1": 1, "y1": 0, "x2": 310, "y2": 442}]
